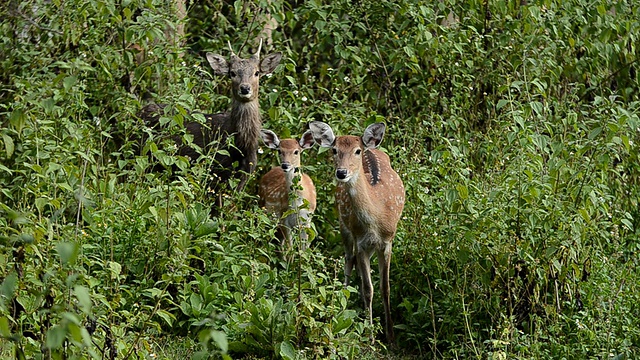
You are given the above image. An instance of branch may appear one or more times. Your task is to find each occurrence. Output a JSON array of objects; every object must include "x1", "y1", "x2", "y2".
[{"x1": 8, "y1": 5, "x2": 63, "y2": 35}]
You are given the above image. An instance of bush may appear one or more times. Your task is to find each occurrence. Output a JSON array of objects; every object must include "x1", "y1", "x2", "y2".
[{"x1": 1, "y1": 0, "x2": 638, "y2": 358}]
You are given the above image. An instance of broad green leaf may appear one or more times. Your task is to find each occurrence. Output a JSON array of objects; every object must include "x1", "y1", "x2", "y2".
[
  {"x1": 190, "y1": 293, "x2": 203, "y2": 312},
  {"x1": 0, "y1": 316, "x2": 11, "y2": 337},
  {"x1": 192, "y1": 351, "x2": 209, "y2": 360},
  {"x1": 63, "y1": 76, "x2": 77, "y2": 91},
  {"x1": 279, "y1": 341, "x2": 296, "y2": 360},
  {"x1": 56, "y1": 242, "x2": 79, "y2": 265},
  {"x1": 588, "y1": 127, "x2": 602, "y2": 140},
  {"x1": 456, "y1": 184, "x2": 468, "y2": 200},
  {"x1": 108, "y1": 261, "x2": 122, "y2": 279},
  {"x1": 46, "y1": 324, "x2": 67, "y2": 349},
  {"x1": 620, "y1": 219, "x2": 633, "y2": 231},
  {"x1": 156, "y1": 309, "x2": 175, "y2": 326},
  {"x1": 68, "y1": 322, "x2": 83, "y2": 343},
  {"x1": 195, "y1": 220, "x2": 218, "y2": 238},
  {"x1": 210, "y1": 330, "x2": 228, "y2": 353},
  {"x1": 9, "y1": 109, "x2": 26, "y2": 132},
  {"x1": 0, "y1": 272, "x2": 17, "y2": 304},
  {"x1": 496, "y1": 99, "x2": 509, "y2": 110},
  {"x1": 2, "y1": 134, "x2": 14, "y2": 158},
  {"x1": 333, "y1": 315, "x2": 353, "y2": 333},
  {"x1": 74, "y1": 285, "x2": 92, "y2": 315}
]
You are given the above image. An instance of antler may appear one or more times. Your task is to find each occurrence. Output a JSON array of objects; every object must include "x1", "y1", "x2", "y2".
[
  {"x1": 254, "y1": 38, "x2": 263, "y2": 58},
  {"x1": 227, "y1": 41, "x2": 237, "y2": 57}
]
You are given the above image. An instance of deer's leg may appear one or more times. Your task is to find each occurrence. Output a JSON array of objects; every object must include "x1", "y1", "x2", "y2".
[
  {"x1": 356, "y1": 245, "x2": 375, "y2": 328},
  {"x1": 298, "y1": 209, "x2": 311, "y2": 251},
  {"x1": 378, "y1": 242, "x2": 395, "y2": 344},
  {"x1": 340, "y1": 223, "x2": 355, "y2": 286},
  {"x1": 236, "y1": 155, "x2": 257, "y2": 192},
  {"x1": 281, "y1": 225, "x2": 292, "y2": 250}
]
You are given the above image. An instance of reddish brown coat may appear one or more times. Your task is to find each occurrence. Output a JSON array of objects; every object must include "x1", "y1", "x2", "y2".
[
  {"x1": 309, "y1": 121, "x2": 404, "y2": 344},
  {"x1": 258, "y1": 131, "x2": 316, "y2": 250}
]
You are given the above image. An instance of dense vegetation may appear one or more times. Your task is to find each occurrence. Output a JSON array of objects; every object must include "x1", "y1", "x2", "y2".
[{"x1": 1, "y1": 0, "x2": 639, "y2": 358}]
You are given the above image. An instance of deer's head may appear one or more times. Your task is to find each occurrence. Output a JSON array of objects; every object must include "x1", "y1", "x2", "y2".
[
  {"x1": 206, "y1": 40, "x2": 282, "y2": 102},
  {"x1": 309, "y1": 121, "x2": 385, "y2": 184},
  {"x1": 260, "y1": 129, "x2": 315, "y2": 174}
]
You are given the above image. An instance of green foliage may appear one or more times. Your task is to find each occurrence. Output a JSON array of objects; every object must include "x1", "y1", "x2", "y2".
[{"x1": 1, "y1": 0, "x2": 639, "y2": 359}]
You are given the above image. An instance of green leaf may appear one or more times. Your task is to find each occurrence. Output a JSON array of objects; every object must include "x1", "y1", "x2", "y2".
[
  {"x1": 9, "y1": 109, "x2": 26, "y2": 132},
  {"x1": 46, "y1": 324, "x2": 67, "y2": 349},
  {"x1": 530, "y1": 101, "x2": 543, "y2": 117},
  {"x1": 42, "y1": 98, "x2": 55, "y2": 114},
  {"x1": 56, "y1": 242, "x2": 79, "y2": 265},
  {"x1": 144, "y1": 287, "x2": 164, "y2": 299},
  {"x1": 0, "y1": 316, "x2": 11, "y2": 337},
  {"x1": 456, "y1": 184, "x2": 468, "y2": 200},
  {"x1": 74, "y1": 285, "x2": 92, "y2": 315},
  {"x1": 496, "y1": 99, "x2": 509, "y2": 110},
  {"x1": 2, "y1": 134, "x2": 14, "y2": 158},
  {"x1": 63, "y1": 76, "x2": 77, "y2": 91},
  {"x1": 190, "y1": 293, "x2": 203, "y2": 312},
  {"x1": 156, "y1": 309, "x2": 175, "y2": 326},
  {"x1": 333, "y1": 315, "x2": 353, "y2": 333},
  {"x1": 588, "y1": 127, "x2": 602, "y2": 140},
  {"x1": 67, "y1": 322, "x2": 83, "y2": 342},
  {"x1": 192, "y1": 351, "x2": 209, "y2": 360},
  {"x1": 107, "y1": 261, "x2": 122, "y2": 280},
  {"x1": 0, "y1": 272, "x2": 17, "y2": 305},
  {"x1": 279, "y1": 341, "x2": 296, "y2": 360},
  {"x1": 210, "y1": 330, "x2": 228, "y2": 353},
  {"x1": 195, "y1": 220, "x2": 218, "y2": 238}
]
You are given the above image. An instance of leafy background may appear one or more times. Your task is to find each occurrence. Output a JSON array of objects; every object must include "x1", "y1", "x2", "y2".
[{"x1": 1, "y1": 0, "x2": 639, "y2": 359}]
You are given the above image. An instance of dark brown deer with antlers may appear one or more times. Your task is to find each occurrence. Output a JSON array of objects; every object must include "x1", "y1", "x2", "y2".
[
  {"x1": 139, "y1": 40, "x2": 282, "y2": 198},
  {"x1": 309, "y1": 121, "x2": 405, "y2": 344}
]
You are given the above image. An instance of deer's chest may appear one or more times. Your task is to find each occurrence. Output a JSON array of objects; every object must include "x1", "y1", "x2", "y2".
[{"x1": 336, "y1": 187, "x2": 376, "y2": 233}]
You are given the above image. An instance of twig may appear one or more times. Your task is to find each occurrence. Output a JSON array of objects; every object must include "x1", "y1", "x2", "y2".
[
  {"x1": 8, "y1": 6, "x2": 63, "y2": 35},
  {"x1": 122, "y1": 282, "x2": 171, "y2": 359},
  {"x1": 362, "y1": 16, "x2": 406, "y2": 120}
]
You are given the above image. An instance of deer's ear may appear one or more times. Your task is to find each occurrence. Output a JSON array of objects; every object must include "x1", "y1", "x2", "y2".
[
  {"x1": 260, "y1": 52, "x2": 282, "y2": 74},
  {"x1": 362, "y1": 123, "x2": 385, "y2": 149},
  {"x1": 299, "y1": 130, "x2": 316, "y2": 150},
  {"x1": 260, "y1": 129, "x2": 280, "y2": 149},
  {"x1": 308, "y1": 121, "x2": 335, "y2": 148},
  {"x1": 206, "y1": 53, "x2": 229, "y2": 75}
]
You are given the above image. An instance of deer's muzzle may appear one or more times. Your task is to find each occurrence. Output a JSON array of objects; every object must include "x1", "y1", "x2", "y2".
[{"x1": 336, "y1": 169, "x2": 349, "y2": 181}]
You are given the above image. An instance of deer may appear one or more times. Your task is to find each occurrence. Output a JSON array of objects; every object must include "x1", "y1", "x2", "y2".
[
  {"x1": 258, "y1": 129, "x2": 317, "y2": 252},
  {"x1": 139, "y1": 39, "x2": 282, "y2": 200},
  {"x1": 308, "y1": 121, "x2": 405, "y2": 344}
]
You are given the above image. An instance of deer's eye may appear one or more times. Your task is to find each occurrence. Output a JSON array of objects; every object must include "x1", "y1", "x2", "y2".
[
  {"x1": 230, "y1": 71, "x2": 237, "y2": 77},
  {"x1": 254, "y1": 71, "x2": 260, "y2": 77},
  {"x1": 355, "y1": 149, "x2": 362, "y2": 155},
  {"x1": 294, "y1": 150, "x2": 299, "y2": 155}
]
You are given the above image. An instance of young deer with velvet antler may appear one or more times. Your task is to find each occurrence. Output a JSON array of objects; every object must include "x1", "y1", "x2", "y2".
[
  {"x1": 258, "y1": 130, "x2": 317, "y2": 251},
  {"x1": 139, "y1": 40, "x2": 281, "y2": 196},
  {"x1": 309, "y1": 121, "x2": 405, "y2": 344}
]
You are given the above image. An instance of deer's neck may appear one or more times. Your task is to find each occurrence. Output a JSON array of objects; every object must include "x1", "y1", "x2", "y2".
[
  {"x1": 342, "y1": 150, "x2": 381, "y2": 214},
  {"x1": 285, "y1": 169, "x2": 306, "y2": 207},
  {"x1": 230, "y1": 99, "x2": 261, "y2": 150},
  {"x1": 284, "y1": 168, "x2": 302, "y2": 190}
]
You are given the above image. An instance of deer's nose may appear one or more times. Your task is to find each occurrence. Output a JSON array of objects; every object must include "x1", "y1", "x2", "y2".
[
  {"x1": 239, "y1": 85, "x2": 251, "y2": 95},
  {"x1": 336, "y1": 169, "x2": 348, "y2": 180},
  {"x1": 281, "y1": 163, "x2": 291, "y2": 171}
]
